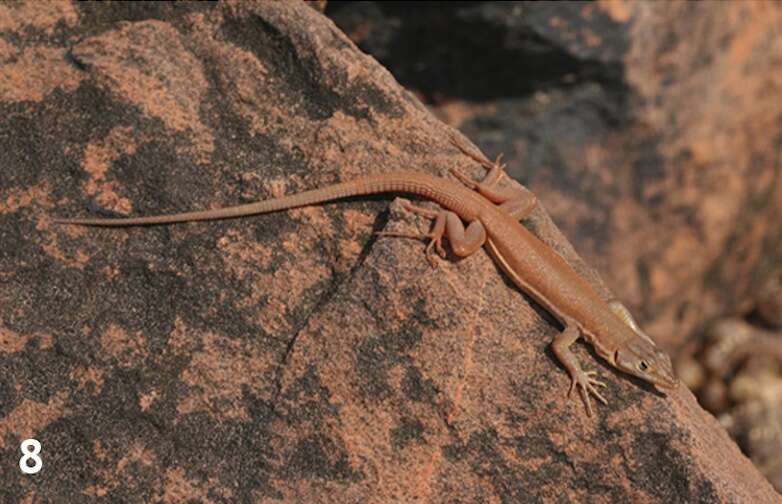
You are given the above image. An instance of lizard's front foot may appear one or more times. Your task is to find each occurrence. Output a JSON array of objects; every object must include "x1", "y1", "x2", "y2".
[{"x1": 567, "y1": 369, "x2": 608, "y2": 417}]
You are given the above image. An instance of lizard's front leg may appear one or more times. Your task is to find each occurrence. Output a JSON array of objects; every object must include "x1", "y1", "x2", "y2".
[
  {"x1": 377, "y1": 203, "x2": 486, "y2": 266},
  {"x1": 551, "y1": 320, "x2": 608, "y2": 416}
]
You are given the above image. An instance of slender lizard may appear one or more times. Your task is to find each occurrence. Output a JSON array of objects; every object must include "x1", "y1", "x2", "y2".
[{"x1": 54, "y1": 137, "x2": 678, "y2": 416}]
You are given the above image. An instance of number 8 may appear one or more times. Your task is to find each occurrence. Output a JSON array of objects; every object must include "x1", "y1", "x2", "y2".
[{"x1": 19, "y1": 439, "x2": 42, "y2": 475}]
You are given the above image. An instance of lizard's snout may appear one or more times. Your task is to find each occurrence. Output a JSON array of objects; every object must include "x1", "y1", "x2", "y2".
[{"x1": 654, "y1": 374, "x2": 679, "y2": 392}]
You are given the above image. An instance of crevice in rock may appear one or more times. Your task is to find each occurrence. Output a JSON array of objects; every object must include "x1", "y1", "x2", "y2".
[{"x1": 269, "y1": 206, "x2": 391, "y2": 409}]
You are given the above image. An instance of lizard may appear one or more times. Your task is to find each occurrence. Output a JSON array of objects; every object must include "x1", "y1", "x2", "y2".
[{"x1": 54, "y1": 137, "x2": 678, "y2": 416}]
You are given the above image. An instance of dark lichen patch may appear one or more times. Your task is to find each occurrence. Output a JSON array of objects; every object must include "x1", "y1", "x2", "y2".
[
  {"x1": 168, "y1": 410, "x2": 280, "y2": 502},
  {"x1": 1, "y1": 345, "x2": 73, "y2": 405},
  {"x1": 0, "y1": 211, "x2": 32, "y2": 264},
  {"x1": 200, "y1": 100, "x2": 308, "y2": 184},
  {"x1": 354, "y1": 334, "x2": 402, "y2": 402},
  {"x1": 13, "y1": 407, "x2": 164, "y2": 500},
  {"x1": 355, "y1": 325, "x2": 424, "y2": 402},
  {"x1": 274, "y1": 365, "x2": 341, "y2": 422},
  {"x1": 1, "y1": 262, "x2": 90, "y2": 347},
  {"x1": 219, "y1": 6, "x2": 402, "y2": 123},
  {"x1": 0, "y1": 379, "x2": 14, "y2": 417},
  {"x1": 269, "y1": 367, "x2": 369, "y2": 489},
  {"x1": 92, "y1": 368, "x2": 146, "y2": 417},
  {"x1": 402, "y1": 366, "x2": 439, "y2": 405},
  {"x1": 286, "y1": 434, "x2": 362, "y2": 482},
  {"x1": 443, "y1": 423, "x2": 640, "y2": 503},
  {"x1": 26, "y1": 418, "x2": 95, "y2": 495},
  {"x1": 343, "y1": 79, "x2": 404, "y2": 120},
  {"x1": 74, "y1": 132, "x2": 212, "y2": 218},
  {"x1": 348, "y1": 290, "x2": 437, "y2": 402},
  {"x1": 74, "y1": 1, "x2": 216, "y2": 38},
  {"x1": 390, "y1": 416, "x2": 425, "y2": 450},
  {"x1": 0, "y1": 82, "x2": 127, "y2": 193},
  {"x1": 628, "y1": 431, "x2": 718, "y2": 503},
  {"x1": 443, "y1": 428, "x2": 539, "y2": 504},
  {"x1": 74, "y1": 263, "x2": 181, "y2": 346},
  {"x1": 219, "y1": 14, "x2": 339, "y2": 122},
  {"x1": 517, "y1": 433, "x2": 583, "y2": 494}
]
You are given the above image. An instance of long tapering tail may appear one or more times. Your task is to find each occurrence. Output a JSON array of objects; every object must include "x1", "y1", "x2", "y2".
[{"x1": 53, "y1": 172, "x2": 474, "y2": 226}]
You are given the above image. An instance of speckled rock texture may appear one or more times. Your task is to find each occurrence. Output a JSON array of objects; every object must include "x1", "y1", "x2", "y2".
[{"x1": 1, "y1": 1, "x2": 780, "y2": 503}]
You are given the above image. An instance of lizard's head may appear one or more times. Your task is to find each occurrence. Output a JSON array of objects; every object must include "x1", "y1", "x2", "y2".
[{"x1": 613, "y1": 338, "x2": 678, "y2": 391}]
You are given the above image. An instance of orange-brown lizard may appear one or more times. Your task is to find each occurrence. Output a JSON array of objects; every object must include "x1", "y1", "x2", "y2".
[{"x1": 55, "y1": 138, "x2": 678, "y2": 416}]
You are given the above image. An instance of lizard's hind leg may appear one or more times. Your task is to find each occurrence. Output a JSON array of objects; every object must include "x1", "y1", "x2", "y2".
[
  {"x1": 376, "y1": 202, "x2": 486, "y2": 266},
  {"x1": 450, "y1": 137, "x2": 538, "y2": 217}
]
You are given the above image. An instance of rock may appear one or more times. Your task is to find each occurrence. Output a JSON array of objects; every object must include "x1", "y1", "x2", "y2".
[{"x1": 0, "y1": 1, "x2": 779, "y2": 502}]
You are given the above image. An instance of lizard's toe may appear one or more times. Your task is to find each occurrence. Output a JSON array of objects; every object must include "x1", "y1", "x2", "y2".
[{"x1": 572, "y1": 369, "x2": 609, "y2": 414}]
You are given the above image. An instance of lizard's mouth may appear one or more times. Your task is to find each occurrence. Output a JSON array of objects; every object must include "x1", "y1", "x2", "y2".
[{"x1": 653, "y1": 374, "x2": 679, "y2": 392}]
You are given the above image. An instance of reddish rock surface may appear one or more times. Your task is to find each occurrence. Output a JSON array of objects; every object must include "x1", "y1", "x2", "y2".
[{"x1": 1, "y1": 1, "x2": 780, "y2": 503}]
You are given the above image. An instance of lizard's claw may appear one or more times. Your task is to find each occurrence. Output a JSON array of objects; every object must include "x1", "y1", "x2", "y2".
[
  {"x1": 424, "y1": 236, "x2": 445, "y2": 267},
  {"x1": 568, "y1": 369, "x2": 608, "y2": 417},
  {"x1": 449, "y1": 167, "x2": 477, "y2": 189},
  {"x1": 432, "y1": 237, "x2": 447, "y2": 258}
]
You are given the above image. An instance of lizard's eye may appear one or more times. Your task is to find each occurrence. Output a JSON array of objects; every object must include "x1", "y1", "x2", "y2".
[{"x1": 638, "y1": 360, "x2": 649, "y2": 372}]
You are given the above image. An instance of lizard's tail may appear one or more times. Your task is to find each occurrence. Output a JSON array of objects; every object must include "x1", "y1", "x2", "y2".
[
  {"x1": 52, "y1": 172, "x2": 456, "y2": 227},
  {"x1": 54, "y1": 181, "x2": 372, "y2": 226}
]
